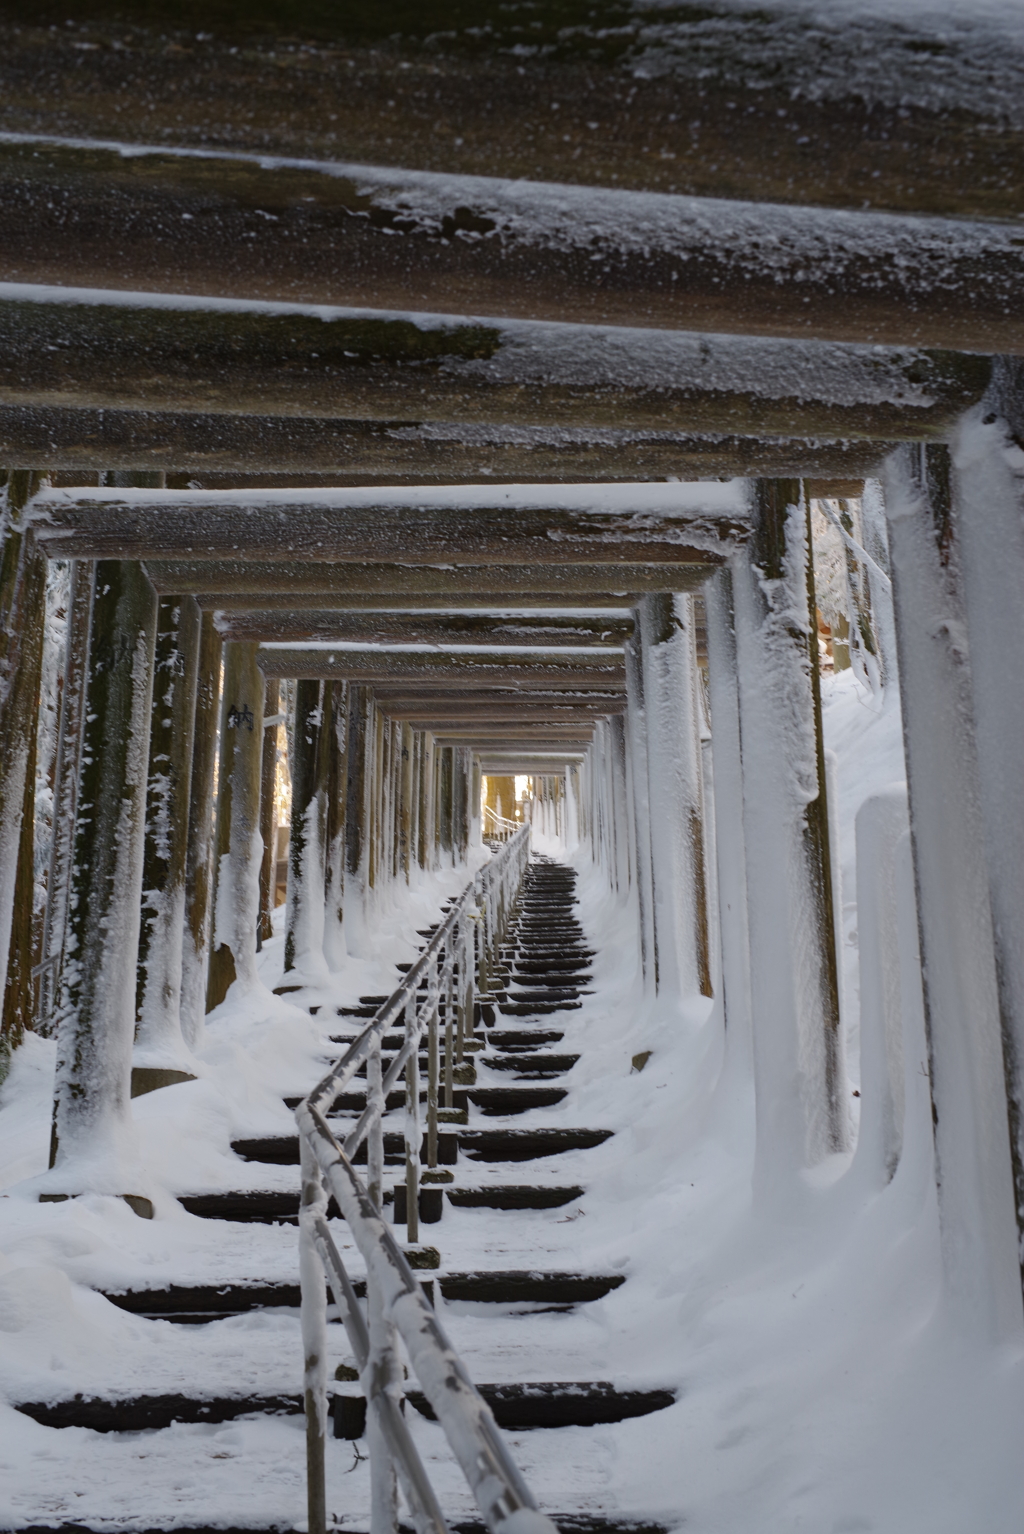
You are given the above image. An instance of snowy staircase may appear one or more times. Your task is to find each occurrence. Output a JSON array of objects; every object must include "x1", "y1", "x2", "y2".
[{"x1": 14, "y1": 856, "x2": 673, "y2": 1529}]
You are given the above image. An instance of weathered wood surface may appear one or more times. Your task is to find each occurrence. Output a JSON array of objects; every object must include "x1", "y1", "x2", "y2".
[
  {"x1": 52, "y1": 560, "x2": 158, "y2": 1183},
  {"x1": 0, "y1": 404, "x2": 893, "y2": 479},
  {"x1": 140, "y1": 559, "x2": 713, "y2": 598},
  {"x1": 135, "y1": 593, "x2": 201, "y2": 1070},
  {"x1": 215, "y1": 610, "x2": 634, "y2": 646},
  {"x1": 257, "y1": 678, "x2": 280, "y2": 946},
  {"x1": 256, "y1": 646, "x2": 626, "y2": 688},
  {"x1": 206, "y1": 641, "x2": 265, "y2": 1009},
  {"x1": 1, "y1": 4, "x2": 1020, "y2": 222},
  {"x1": 0, "y1": 288, "x2": 994, "y2": 431},
  {"x1": 0, "y1": 141, "x2": 1020, "y2": 350},
  {"x1": 205, "y1": 590, "x2": 640, "y2": 613},
  {"x1": 181, "y1": 610, "x2": 220, "y2": 1041},
  {"x1": 31, "y1": 485, "x2": 749, "y2": 566}
]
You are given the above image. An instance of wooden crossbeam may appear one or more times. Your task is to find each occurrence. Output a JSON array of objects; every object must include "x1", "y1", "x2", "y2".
[
  {"x1": 479, "y1": 756, "x2": 586, "y2": 771},
  {"x1": 141, "y1": 559, "x2": 712, "y2": 597},
  {"x1": 0, "y1": 404, "x2": 892, "y2": 479},
  {"x1": 1, "y1": 137, "x2": 1020, "y2": 350},
  {"x1": 365, "y1": 690, "x2": 626, "y2": 719},
  {"x1": 255, "y1": 646, "x2": 626, "y2": 688},
  {"x1": 31, "y1": 482, "x2": 748, "y2": 565},
  {"x1": 0, "y1": 8, "x2": 1019, "y2": 223},
  {"x1": 214, "y1": 610, "x2": 635, "y2": 647},
  {"x1": 205, "y1": 591, "x2": 641, "y2": 613},
  {"x1": 2, "y1": 289, "x2": 992, "y2": 445}
]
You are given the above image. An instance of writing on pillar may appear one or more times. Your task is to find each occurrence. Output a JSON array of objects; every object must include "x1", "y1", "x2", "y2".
[{"x1": 226, "y1": 704, "x2": 255, "y2": 731}]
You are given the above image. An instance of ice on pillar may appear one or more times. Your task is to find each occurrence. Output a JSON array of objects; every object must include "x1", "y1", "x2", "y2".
[{"x1": 45, "y1": 560, "x2": 158, "y2": 1204}]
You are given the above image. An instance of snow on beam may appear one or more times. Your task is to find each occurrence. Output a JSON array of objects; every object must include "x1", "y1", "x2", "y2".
[
  {"x1": 0, "y1": 285, "x2": 993, "y2": 438},
  {"x1": 2, "y1": 7, "x2": 1020, "y2": 221},
  {"x1": 255, "y1": 647, "x2": 627, "y2": 688},
  {"x1": 0, "y1": 403, "x2": 893, "y2": 481},
  {"x1": 1, "y1": 138, "x2": 1021, "y2": 351},
  {"x1": 214, "y1": 611, "x2": 635, "y2": 648},
  {"x1": 30, "y1": 481, "x2": 751, "y2": 565},
  {"x1": 140, "y1": 560, "x2": 714, "y2": 599},
  {"x1": 204, "y1": 591, "x2": 640, "y2": 613}
]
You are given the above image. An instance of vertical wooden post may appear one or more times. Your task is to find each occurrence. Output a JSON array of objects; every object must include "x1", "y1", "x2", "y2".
[
  {"x1": 419, "y1": 731, "x2": 436, "y2": 870},
  {"x1": 51, "y1": 561, "x2": 158, "y2": 1196},
  {"x1": 323, "y1": 681, "x2": 348, "y2": 969},
  {"x1": 133, "y1": 594, "x2": 201, "y2": 1091},
  {"x1": 470, "y1": 755, "x2": 482, "y2": 846},
  {"x1": 409, "y1": 730, "x2": 422, "y2": 873},
  {"x1": 948, "y1": 397, "x2": 1024, "y2": 1300},
  {"x1": 206, "y1": 642, "x2": 265, "y2": 1010},
  {"x1": 703, "y1": 568, "x2": 754, "y2": 1081},
  {"x1": 624, "y1": 626, "x2": 657, "y2": 990},
  {"x1": 257, "y1": 677, "x2": 280, "y2": 948},
  {"x1": 369, "y1": 704, "x2": 385, "y2": 892},
  {"x1": 732, "y1": 480, "x2": 847, "y2": 1187},
  {"x1": 0, "y1": 470, "x2": 48, "y2": 1072},
  {"x1": 343, "y1": 684, "x2": 371, "y2": 954},
  {"x1": 182, "y1": 610, "x2": 221, "y2": 1040},
  {"x1": 638, "y1": 592, "x2": 712, "y2": 1000},
  {"x1": 883, "y1": 441, "x2": 1023, "y2": 1341},
  {"x1": 285, "y1": 679, "x2": 330, "y2": 981},
  {"x1": 39, "y1": 561, "x2": 92, "y2": 1039},
  {"x1": 438, "y1": 746, "x2": 454, "y2": 863},
  {"x1": 399, "y1": 722, "x2": 414, "y2": 881}
]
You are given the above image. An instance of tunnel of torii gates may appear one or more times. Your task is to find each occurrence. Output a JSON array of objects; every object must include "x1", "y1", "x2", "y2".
[{"x1": 0, "y1": 0, "x2": 1024, "y2": 1350}]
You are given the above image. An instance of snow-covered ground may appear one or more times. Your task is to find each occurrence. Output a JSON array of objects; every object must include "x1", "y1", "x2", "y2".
[{"x1": 1, "y1": 670, "x2": 1023, "y2": 1533}]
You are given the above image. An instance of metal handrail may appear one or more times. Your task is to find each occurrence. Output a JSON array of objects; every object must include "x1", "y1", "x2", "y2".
[
  {"x1": 295, "y1": 827, "x2": 548, "y2": 1534},
  {"x1": 482, "y1": 804, "x2": 521, "y2": 842}
]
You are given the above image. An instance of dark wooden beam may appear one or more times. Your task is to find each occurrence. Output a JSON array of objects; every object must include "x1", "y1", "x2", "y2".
[
  {"x1": 0, "y1": 404, "x2": 892, "y2": 479},
  {"x1": 1, "y1": 6, "x2": 1020, "y2": 223},
  {"x1": 1, "y1": 290, "x2": 993, "y2": 436},
  {"x1": 0, "y1": 140, "x2": 1021, "y2": 351},
  {"x1": 255, "y1": 647, "x2": 626, "y2": 687},
  {"x1": 31, "y1": 483, "x2": 748, "y2": 565},
  {"x1": 206, "y1": 590, "x2": 640, "y2": 612},
  {"x1": 214, "y1": 610, "x2": 634, "y2": 646},
  {"x1": 141, "y1": 559, "x2": 713, "y2": 597}
]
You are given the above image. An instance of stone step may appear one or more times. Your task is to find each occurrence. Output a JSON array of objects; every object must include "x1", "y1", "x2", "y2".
[
  {"x1": 406, "y1": 1381, "x2": 675, "y2": 1429},
  {"x1": 439, "y1": 1270, "x2": 624, "y2": 1303},
  {"x1": 486, "y1": 1029, "x2": 565, "y2": 1047},
  {"x1": 100, "y1": 1276, "x2": 435, "y2": 1322},
  {"x1": 446, "y1": 1184, "x2": 583, "y2": 1210},
  {"x1": 458, "y1": 1127, "x2": 612, "y2": 1161},
  {"x1": 2, "y1": 1519, "x2": 666, "y2": 1534},
  {"x1": 230, "y1": 1132, "x2": 459, "y2": 1167},
  {"x1": 511, "y1": 975, "x2": 590, "y2": 988},
  {"x1": 505, "y1": 989, "x2": 584, "y2": 1004},
  {"x1": 499, "y1": 1000, "x2": 582, "y2": 1016},
  {"x1": 484, "y1": 1053, "x2": 580, "y2": 1074},
  {"x1": 515, "y1": 958, "x2": 594, "y2": 974},
  {"x1": 16, "y1": 1393, "x2": 302, "y2": 1433},
  {"x1": 469, "y1": 1086, "x2": 567, "y2": 1114},
  {"x1": 285, "y1": 1083, "x2": 565, "y2": 1116},
  {"x1": 178, "y1": 1191, "x2": 313, "y2": 1224}
]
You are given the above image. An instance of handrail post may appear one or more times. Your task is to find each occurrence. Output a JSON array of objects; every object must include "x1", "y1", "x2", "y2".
[
  {"x1": 427, "y1": 967, "x2": 440, "y2": 1171},
  {"x1": 366, "y1": 1272, "x2": 400, "y2": 1534},
  {"x1": 404, "y1": 996, "x2": 421, "y2": 1244},
  {"x1": 367, "y1": 1033, "x2": 384, "y2": 1211},
  {"x1": 299, "y1": 1137, "x2": 328, "y2": 1534},
  {"x1": 443, "y1": 950, "x2": 455, "y2": 1111}
]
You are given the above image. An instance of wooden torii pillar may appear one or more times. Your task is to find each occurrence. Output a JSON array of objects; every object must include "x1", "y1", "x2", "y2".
[{"x1": 729, "y1": 480, "x2": 848, "y2": 1191}]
